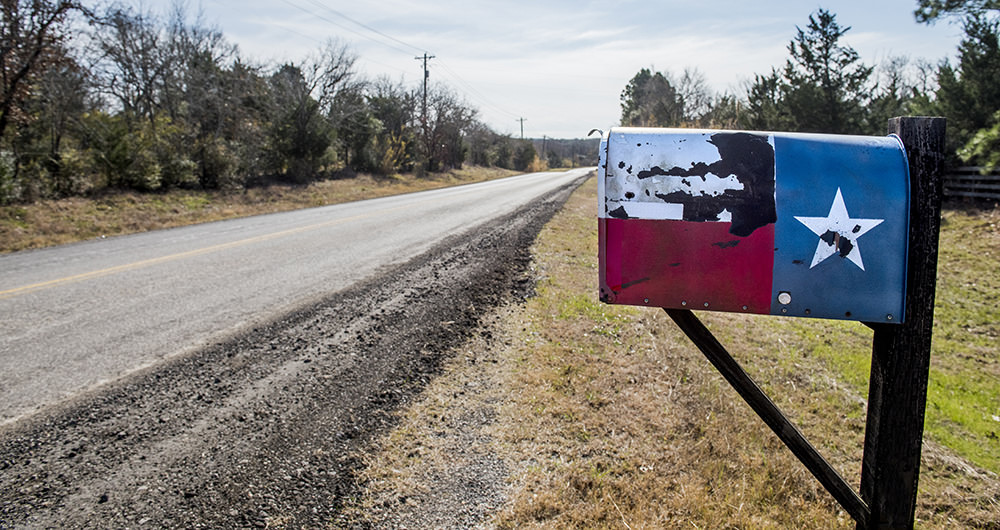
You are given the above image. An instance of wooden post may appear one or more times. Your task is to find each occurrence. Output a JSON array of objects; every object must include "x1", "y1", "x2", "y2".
[{"x1": 859, "y1": 117, "x2": 946, "y2": 529}]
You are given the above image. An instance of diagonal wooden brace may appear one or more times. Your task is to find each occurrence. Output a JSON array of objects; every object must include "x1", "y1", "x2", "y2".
[{"x1": 665, "y1": 308, "x2": 870, "y2": 526}]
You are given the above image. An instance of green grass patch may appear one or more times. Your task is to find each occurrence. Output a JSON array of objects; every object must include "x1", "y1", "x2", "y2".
[{"x1": 722, "y1": 204, "x2": 1000, "y2": 475}]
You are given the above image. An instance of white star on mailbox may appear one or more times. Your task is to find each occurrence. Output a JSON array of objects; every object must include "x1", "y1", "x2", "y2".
[{"x1": 794, "y1": 188, "x2": 884, "y2": 271}]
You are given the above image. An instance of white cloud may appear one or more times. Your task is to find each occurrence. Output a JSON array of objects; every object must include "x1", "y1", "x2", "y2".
[{"x1": 145, "y1": 0, "x2": 963, "y2": 138}]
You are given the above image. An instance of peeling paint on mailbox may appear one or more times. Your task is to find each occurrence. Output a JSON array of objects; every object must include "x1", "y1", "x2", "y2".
[{"x1": 598, "y1": 127, "x2": 910, "y2": 323}]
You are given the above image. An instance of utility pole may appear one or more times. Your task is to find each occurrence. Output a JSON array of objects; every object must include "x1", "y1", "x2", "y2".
[
  {"x1": 516, "y1": 117, "x2": 526, "y2": 139},
  {"x1": 415, "y1": 52, "x2": 435, "y2": 129}
]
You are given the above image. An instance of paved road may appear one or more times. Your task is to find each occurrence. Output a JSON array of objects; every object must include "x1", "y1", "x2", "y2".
[{"x1": 0, "y1": 168, "x2": 591, "y2": 424}]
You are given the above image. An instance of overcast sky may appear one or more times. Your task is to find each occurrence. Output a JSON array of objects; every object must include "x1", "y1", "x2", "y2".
[{"x1": 175, "y1": 0, "x2": 965, "y2": 139}]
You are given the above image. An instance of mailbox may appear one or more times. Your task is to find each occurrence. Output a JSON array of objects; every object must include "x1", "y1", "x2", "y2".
[{"x1": 598, "y1": 127, "x2": 910, "y2": 323}]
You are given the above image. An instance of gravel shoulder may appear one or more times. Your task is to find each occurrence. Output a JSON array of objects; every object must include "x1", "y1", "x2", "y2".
[
  {"x1": 342, "y1": 303, "x2": 520, "y2": 529},
  {"x1": 0, "y1": 174, "x2": 586, "y2": 529}
]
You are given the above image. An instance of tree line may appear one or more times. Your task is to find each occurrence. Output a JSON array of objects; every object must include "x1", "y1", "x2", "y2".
[
  {"x1": 0, "y1": 1, "x2": 544, "y2": 204},
  {"x1": 619, "y1": 1, "x2": 1000, "y2": 171}
]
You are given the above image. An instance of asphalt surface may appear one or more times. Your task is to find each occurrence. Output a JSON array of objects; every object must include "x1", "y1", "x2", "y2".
[
  {"x1": 0, "y1": 169, "x2": 589, "y2": 528},
  {"x1": 0, "y1": 168, "x2": 590, "y2": 425}
]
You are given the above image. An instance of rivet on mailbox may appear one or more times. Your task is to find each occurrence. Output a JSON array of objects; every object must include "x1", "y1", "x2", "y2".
[{"x1": 598, "y1": 127, "x2": 910, "y2": 324}]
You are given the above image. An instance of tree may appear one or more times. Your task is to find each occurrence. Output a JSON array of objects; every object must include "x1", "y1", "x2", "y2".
[
  {"x1": 512, "y1": 139, "x2": 535, "y2": 171},
  {"x1": 92, "y1": 6, "x2": 169, "y2": 127},
  {"x1": 959, "y1": 110, "x2": 1000, "y2": 169},
  {"x1": 676, "y1": 68, "x2": 712, "y2": 125},
  {"x1": 782, "y1": 9, "x2": 872, "y2": 133},
  {"x1": 620, "y1": 67, "x2": 714, "y2": 127},
  {"x1": 493, "y1": 135, "x2": 513, "y2": 169},
  {"x1": 264, "y1": 39, "x2": 358, "y2": 182},
  {"x1": 265, "y1": 63, "x2": 333, "y2": 182},
  {"x1": 465, "y1": 121, "x2": 496, "y2": 167},
  {"x1": 418, "y1": 84, "x2": 475, "y2": 172},
  {"x1": 19, "y1": 50, "x2": 92, "y2": 196},
  {"x1": 0, "y1": 0, "x2": 80, "y2": 142},
  {"x1": 866, "y1": 56, "x2": 921, "y2": 134},
  {"x1": 745, "y1": 9, "x2": 872, "y2": 134},
  {"x1": 169, "y1": 8, "x2": 246, "y2": 188},
  {"x1": 620, "y1": 68, "x2": 684, "y2": 127},
  {"x1": 364, "y1": 77, "x2": 417, "y2": 174},
  {"x1": 331, "y1": 83, "x2": 379, "y2": 172},
  {"x1": 546, "y1": 149, "x2": 561, "y2": 168},
  {"x1": 701, "y1": 93, "x2": 744, "y2": 130},
  {"x1": 933, "y1": 13, "x2": 1000, "y2": 162},
  {"x1": 744, "y1": 68, "x2": 789, "y2": 131},
  {"x1": 915, "y1": 0, "x2": 1000, "y2": 23}
]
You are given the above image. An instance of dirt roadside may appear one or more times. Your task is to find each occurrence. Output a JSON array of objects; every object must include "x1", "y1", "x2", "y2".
[{"x1": 0, "y1": 174, "x2": 588, "y2": 528}]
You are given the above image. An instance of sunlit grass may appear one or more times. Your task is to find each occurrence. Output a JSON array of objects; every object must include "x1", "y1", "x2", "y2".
[{"x1": 494, "y1": 176, "x2": 999, "y2": 527}]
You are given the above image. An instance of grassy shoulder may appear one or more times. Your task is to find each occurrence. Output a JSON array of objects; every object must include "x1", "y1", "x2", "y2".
[
  {"x1": 492, "y1": 177, "x2": 999, "y2": 527},
  {"x1": 350, "y1": 175, "x2": 999, "y2": 528},
  {"x1": 494, "y1": 176, "x2": 857, "y2": 528},
  {"x1": 0, "y1": 166, "x2": 519, "y2": 253}
]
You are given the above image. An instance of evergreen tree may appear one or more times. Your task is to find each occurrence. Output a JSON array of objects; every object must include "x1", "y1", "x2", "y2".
[
  {"x1": 619, "y1": 68, "x2": 684, "y2": 127},
  {"x1": 745, "y1": 9, "x2": 872, "y2": 134},
  {"x1": 915, "y1": 0, "x2": 1000, "y2": 23},
  {"x1": 934, "y1": 14, "x2": 1000, "y2": 159},
  {"x1": 744, "y1": 69, "x2": 789, "y2": 131}
]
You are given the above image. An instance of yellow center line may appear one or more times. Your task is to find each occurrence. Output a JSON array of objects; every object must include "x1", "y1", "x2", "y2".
[{"x1": 0, "y1": 205, "x2": 409, "y2": 300}]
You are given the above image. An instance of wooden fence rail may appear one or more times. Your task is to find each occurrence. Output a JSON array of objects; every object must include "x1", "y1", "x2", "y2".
[{"x1": 944, "y1": 166, "x2": 1000, "y2": 200}]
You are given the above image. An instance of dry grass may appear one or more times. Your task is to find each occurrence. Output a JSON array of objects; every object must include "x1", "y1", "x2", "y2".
[
  {"x1": 346, "y1": 173, "x2": 1000, "y2": 529},
  {"x1": 349, "y1": 175, "x2": 999, "y2": 527},
  {"x1": 493, "y1": 177, "x2": 850, "y2": 528},
  {"x1": 489, "y1": 176, "x2": 999, "y2": 528},
  {"x1": 0, "y1": 166, "x2": 518, "y2": 253}
]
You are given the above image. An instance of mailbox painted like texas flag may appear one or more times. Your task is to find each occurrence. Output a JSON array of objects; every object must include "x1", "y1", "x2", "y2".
[{"x1": 598, "y1": 127, "x2": 910, "y2": 324}]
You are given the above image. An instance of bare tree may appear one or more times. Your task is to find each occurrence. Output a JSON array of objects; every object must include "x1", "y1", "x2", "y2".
[
  {"x1": 309, "y1": 39, "x2": 358, "y2": 116},
  {"x1": 677, "y1": 68, "x2": 712, "y2": 124},
  {"x1": 91, "y1": 6, "x2": 168, "y2": 125},
  {"x1": 0, "y1": 0, "x2": 80, "y2": 141},
  {"x1": 421, "y1": 83, "x2": 476, "y2": 171}
]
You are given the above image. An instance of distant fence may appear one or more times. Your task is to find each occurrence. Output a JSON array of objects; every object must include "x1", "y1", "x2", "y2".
[{"x1": 944, "y1": 166, "x2": 1000, "y2": 200}]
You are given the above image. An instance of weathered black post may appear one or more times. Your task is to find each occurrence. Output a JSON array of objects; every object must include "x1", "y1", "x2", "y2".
[{"x1": 859, "y1": 117, "x2": 946, "y2": 529}]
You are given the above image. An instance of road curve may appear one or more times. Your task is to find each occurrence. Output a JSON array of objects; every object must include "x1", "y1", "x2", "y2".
[{"x1": 0, "y1": 168, "x2": 591, "y2": 424}]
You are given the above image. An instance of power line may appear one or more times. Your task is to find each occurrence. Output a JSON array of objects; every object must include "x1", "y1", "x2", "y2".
[
  {"x1": 300, "y1": 0, "x2": 424, "y2": 55},
  {"x1": 435, "y1": 60, "x2": 520, "y2": 120},
  {"x1": 248, "y1": 1, "x2": 522, "y2": 132},
  {"x1": 277, "y1": 0, "x2": 414, "y2": 56},
  {"x1": 278, "y1": 1, "x2": 520, "y2": 122}
]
